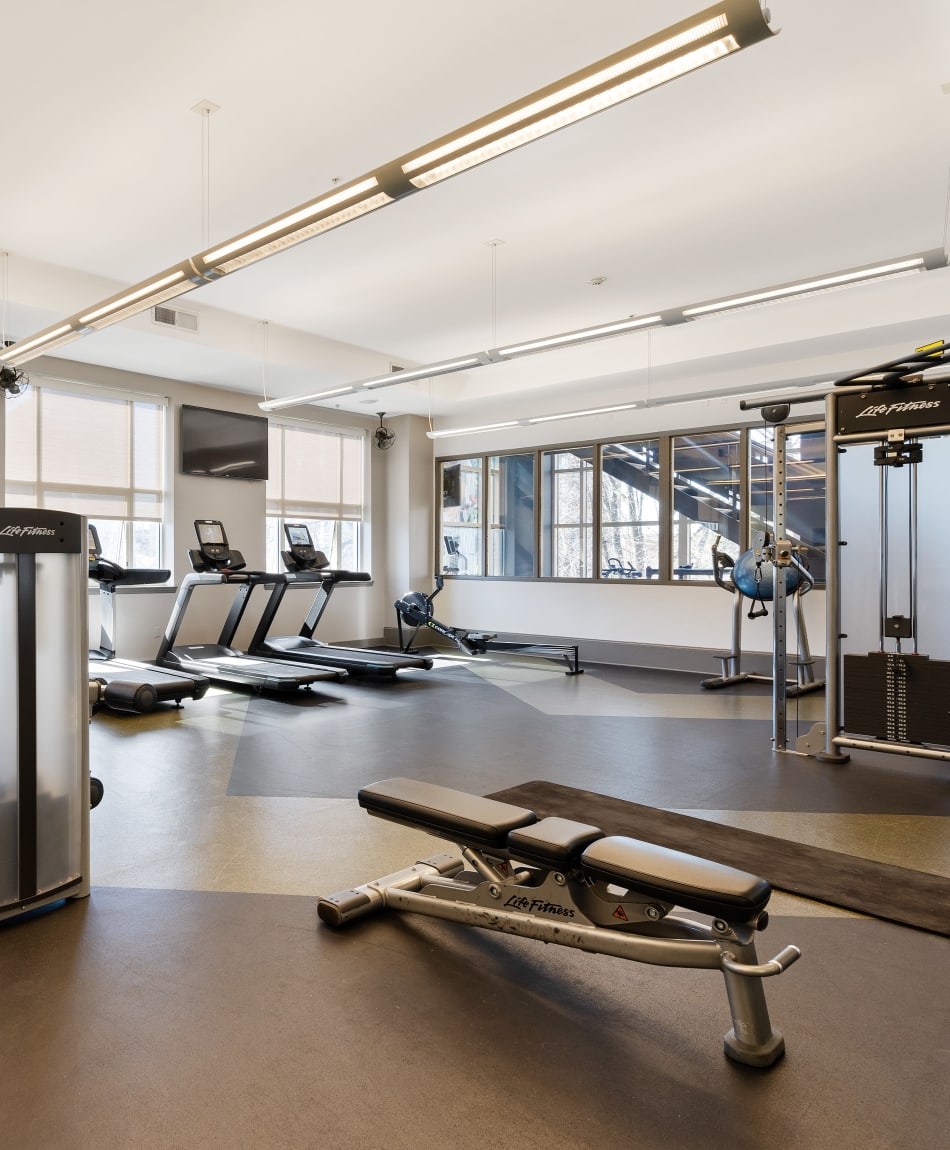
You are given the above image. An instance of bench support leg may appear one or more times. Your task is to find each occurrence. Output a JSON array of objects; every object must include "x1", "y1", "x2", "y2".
[{"x1": 721, "y1": 937, "x2": 786, "y2": 1067}]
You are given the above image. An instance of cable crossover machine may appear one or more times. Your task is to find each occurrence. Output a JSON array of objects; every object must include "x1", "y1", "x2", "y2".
[{"x1": 744, "y1": 340, "x2": 950, "y2": 762}]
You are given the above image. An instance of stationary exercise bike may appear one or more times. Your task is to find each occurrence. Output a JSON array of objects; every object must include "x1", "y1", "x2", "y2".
[{"x1": 701, "y1": 532, "x2": 823, "y2": 696}]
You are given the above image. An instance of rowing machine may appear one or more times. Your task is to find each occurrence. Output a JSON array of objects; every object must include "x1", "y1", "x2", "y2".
[{"x1": 318, "y1": 777, "x2": 800, "y2": 1067}]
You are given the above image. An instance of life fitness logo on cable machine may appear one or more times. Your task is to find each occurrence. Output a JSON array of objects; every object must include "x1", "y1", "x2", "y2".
[
  {"x1": 0, "y1": 524, "x2": 56, "y2": 537},
  {"x1": 837, "y1": 382, "x2": 950, "y2": 436},
  {"x1": 854, "y1": 399, "x2": 941, "y2": 419}
]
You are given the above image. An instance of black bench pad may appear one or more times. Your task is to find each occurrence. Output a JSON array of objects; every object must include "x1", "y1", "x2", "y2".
[
  {"x1": 582, "y1": 836, "x2": 771, "y2": 920},
  {"x1": 508, "y1": 817, "x2": 604, "y2": 869},
  {"x1": 359, "y1": 778, "x2": 536, "y2": 850}
]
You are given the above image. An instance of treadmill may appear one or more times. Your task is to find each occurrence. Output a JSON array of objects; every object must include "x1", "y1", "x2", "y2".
[
  {"x1": 154, "y1": 520, "x2": 343, "y2": 693},
  {"x1": 87, "y1": 524, "x2": 211, "y2": 713},
  {"x1": 247, "y1": 523, "x2": 433, "y2": 679}
]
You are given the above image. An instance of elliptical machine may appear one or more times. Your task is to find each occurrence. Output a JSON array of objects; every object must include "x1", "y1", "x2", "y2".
[{"x1": 701, "y1": 532, "x2": 822, "y2": 696}]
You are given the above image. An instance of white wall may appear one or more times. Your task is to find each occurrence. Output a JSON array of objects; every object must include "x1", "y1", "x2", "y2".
[
  {"x1": 11, "y1": 355, "x2": 833, "y2": 669},
  {"x1": 436, "y1": 576, "x2": 826, "y2": 662}
]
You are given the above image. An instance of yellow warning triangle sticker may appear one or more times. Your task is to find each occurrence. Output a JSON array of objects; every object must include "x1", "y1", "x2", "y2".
[{"x1": 612, "y1": 905, "x2": 628, "y2": 921}]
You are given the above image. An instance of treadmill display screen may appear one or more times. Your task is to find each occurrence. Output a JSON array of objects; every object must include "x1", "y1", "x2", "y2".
[
  {"x1": 286, "y1": 525, "x2": 311, "y2": 548},
  {"x1": 197, "y1": 521, "x2": 226, "y2": 546}
]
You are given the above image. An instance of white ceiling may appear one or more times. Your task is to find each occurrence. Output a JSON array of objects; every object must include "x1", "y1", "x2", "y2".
[{"x1": 3, "y1": 0, "x2": 950, "y2": 427}]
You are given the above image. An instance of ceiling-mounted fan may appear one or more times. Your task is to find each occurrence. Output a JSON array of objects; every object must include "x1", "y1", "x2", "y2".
[
  {"x1": 374, "y1": 412, "x2": 396, "y2": 451},
  {"x1": 0, "y1": 364, "x2": 29, "y2": 398}
]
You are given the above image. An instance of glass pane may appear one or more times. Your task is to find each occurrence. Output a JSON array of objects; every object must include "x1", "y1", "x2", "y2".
[
  {"x1": 339, "y1": 521, "x2": 359, "y2": 570},
  {"x1": 488, "y1": 453, "x2": 535, "y2": 577},
  {"x1": 672, "y1": 431, "x2": 742, "y2": 578},
  {"x1": 90, "y1": 520, "x2": 125, "y2": 562},
  {"x1": 541, "y1": 448, "x2": 594, "y2": 578},
  {"x1": 601, "y1": 439, "x2": 660, "y2": 579},
  {"x1": 131, "y1": 521, "x2": 162, "y2": 570},
  {"x1": 266, "y1": 516, "x2": 359, "y2": 573},
  {"x1": 441, "y1": 459, "x2": 483, "y2": 575}
]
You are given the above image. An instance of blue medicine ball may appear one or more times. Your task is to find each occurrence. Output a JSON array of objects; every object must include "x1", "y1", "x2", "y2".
[{"x1": 732, "y1": 549, "x2": 801, "y2": 601}]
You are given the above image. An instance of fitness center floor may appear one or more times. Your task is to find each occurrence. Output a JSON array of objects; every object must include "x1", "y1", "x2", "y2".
[{"x1": 2, "y1": 654, "x2": 948, "y2": 1149}]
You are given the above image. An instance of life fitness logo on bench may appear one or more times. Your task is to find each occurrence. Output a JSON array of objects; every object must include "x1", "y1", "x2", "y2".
[
  {"x1": 0, "y1": 524, "x2": 56, "y2": 537},
  {"x1": 503, "y1": 894, "x2": 575, "y2": 918}
]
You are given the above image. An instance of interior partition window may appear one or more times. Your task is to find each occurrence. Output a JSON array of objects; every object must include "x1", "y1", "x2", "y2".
[
  {"x1": 440, "y1": 458, "x2": 484, "y2": 575},
  {"x1": 488, "y1": 453, "x2": 536, "y2": 577},
  {"x1": 601, "y1": 439, "x2": 661, "y2": 578},
  {"x1": 3, "y1": 378, "x2": 166, "y2": 567},
  {"x1": 541, "y1": 447, "x2": 594, "y2": 578},
  {"x1": 671, "y1": 430, "x2": 742, "y2": 578},
  {"x1": 265, "y1": 420, "x2": 364, "y2": 571}
]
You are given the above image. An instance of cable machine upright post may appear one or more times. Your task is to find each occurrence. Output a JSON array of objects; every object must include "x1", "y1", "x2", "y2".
[{"x1": 771, "y1": 423, "x2": 789, "y2": 750}]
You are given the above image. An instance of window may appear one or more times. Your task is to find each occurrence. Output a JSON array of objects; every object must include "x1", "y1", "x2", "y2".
[
  {"x1": 265, "y1": 420, "x2": 364, "y2": 571},
  {"x1": 4, "y1": 378, "x2": 166, "y2": 567},
  {"x1": 436, "y1": 420, "x2": 826, "y2": 585},
  {"x1": 601, "y1": 439, "x2": 660, "y2": 578},
  {"x1": 541, "y1": 447, "x2": 594, "y2": 578},
  {"x1": 488, "y1": 453, "x2": 536, "y2": 577},
  {"x1": 440, "y1": 458, "x2": 484, "y2": 575},
  {"x1": 671, "y1": 430, "x2": 742, "y2": 579}
]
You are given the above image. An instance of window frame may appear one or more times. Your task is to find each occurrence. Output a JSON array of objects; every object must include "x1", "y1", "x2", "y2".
[
  {"x1": 434, "y1": 417, "x2": 826, "y2": 586},
  {"x1": 264, "y1": 415, "x2": 366, "y2": 572},
  {"x1": 3, "y1": 374, "x2": 168, "y2": 570}
]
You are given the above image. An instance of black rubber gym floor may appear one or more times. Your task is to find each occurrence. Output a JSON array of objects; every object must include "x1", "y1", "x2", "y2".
[{"x1": 2, "y1": 655, "x2": 947, "y2": 1148}]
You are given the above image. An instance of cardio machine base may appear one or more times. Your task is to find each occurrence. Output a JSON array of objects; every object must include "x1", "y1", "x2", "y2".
[{"x1": 701, "y1": 656, "x2": 824, "y2": 697}]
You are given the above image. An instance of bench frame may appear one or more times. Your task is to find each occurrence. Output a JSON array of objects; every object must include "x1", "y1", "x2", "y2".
[{"x1": 318, "y1": 779, "x2": 801, "y2": 1068}]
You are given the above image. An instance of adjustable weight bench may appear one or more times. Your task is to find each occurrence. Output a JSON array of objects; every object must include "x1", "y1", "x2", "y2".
[{"x1": 318, "y1": 778, "x2": 801, "y2": 1067}]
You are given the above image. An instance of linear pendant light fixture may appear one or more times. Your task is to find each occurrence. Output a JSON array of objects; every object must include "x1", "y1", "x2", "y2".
[
  {"x1": 0, "y1": 1, "x2": 775, "y2": 370},
  {"x1": 258, "y1": 247, "x2": 947, "y2": 413}
]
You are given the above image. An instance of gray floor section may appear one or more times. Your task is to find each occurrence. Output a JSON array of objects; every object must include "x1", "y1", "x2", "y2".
[{"x1": 2, "y1": 656, "x2": 948, "y2": 1148}]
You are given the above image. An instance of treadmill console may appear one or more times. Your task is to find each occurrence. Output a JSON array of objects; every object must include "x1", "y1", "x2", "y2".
[
  {"x1": 190, "y1": 519, "x2": 246, "y2": 572},
  {"x1": 282, "y1": 523, "x2": 329, "y2": 572}
]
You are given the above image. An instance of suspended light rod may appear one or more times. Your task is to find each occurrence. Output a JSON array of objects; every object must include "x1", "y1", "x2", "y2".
[
  {"x1": 260, "y1": 248, "x2": 947, "y2": 414},
  {"x1": 0, "y1": 1, "x2": 775, "y2": 370}
]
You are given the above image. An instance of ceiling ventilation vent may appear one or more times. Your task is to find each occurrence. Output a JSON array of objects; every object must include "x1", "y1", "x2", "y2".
[{"x1": 152, "y1": 305, "x2": 199, "y2": 332}]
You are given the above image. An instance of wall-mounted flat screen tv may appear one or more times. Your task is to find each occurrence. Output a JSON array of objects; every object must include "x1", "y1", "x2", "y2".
[{"x1": 180, "y1": 404, "x2": 269, "y2": 481}]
